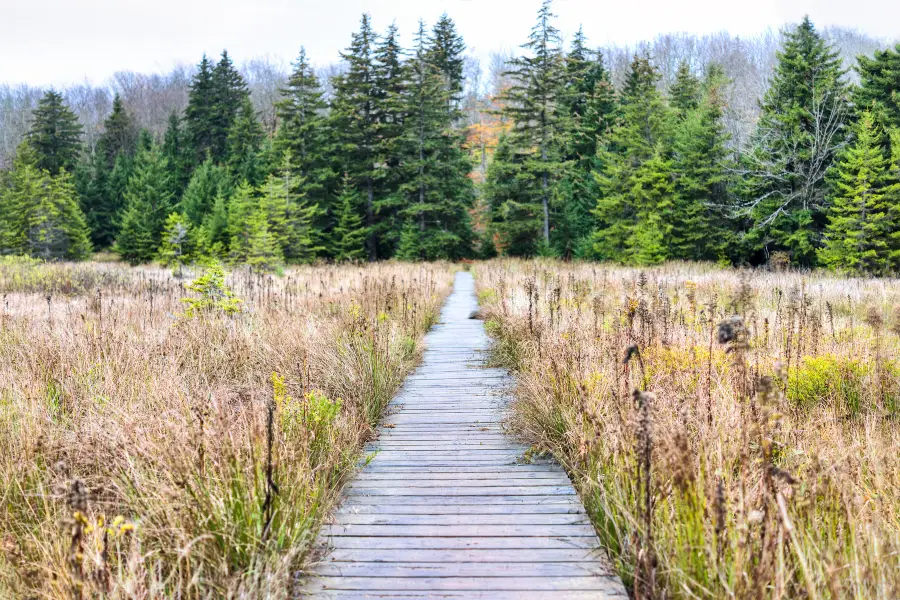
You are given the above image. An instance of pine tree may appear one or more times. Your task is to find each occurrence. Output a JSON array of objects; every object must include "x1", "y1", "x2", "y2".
[
  {"x1": 854, "y1": 44, "x2": 900, "y2": 130},
  {"x1": 398, "y1": 20, "x2": 475, "y2": 260},
  {"x1": 741, "y1": 16, "x2": 849, "y2": 267},
  {"x1": 116, "y1": 143, "x2": 173, "y2": 264},
  {"x1": 211, "y1": 50, "x2": 250, "y2": 163},
  {"x1": 98, "y1": 94, "x2": 138, "y2": 166},
  {"x1": 258, "y1": 163, "x2": 322, "y2": 263},
  {"x1": 162, "y1": 111, "x2": 192, "y2": 198},
  {"x1": 395, "y1": 219, "x2": 422, "y2": 261},
  {"x1": 274, "y1": 47, "x2": 334, "y2": 234},
  {"x1": 332, "y1": 174, "x2": 367, "y2": 262},
  {"x1": 3, "y1": 145, "x2": 91, "y2": 260},
  {"x1": 592, "y1": 54, "x2": 673, "y2": 263},
  {"x1": 669, "y1": 65, "x2": 733, "y2": 261},
  {"x1": 245, "y1": 208, "x2": 283, "y2": 272},
  {"x1": 226, "y1": 97, "x2": 264, "y2": 186},
  {"x1": 555, "y1": 29, "x2": 617, "y2": 258},
  {"x1": 226, "y1": 181, "x2": 257, "y2": 263},
  {"x1": 330, "y1": 14, "x2": 380, "y2": 260},
  {"x1": 494, "y1": 0, "x2": 568, "y2": 249},
  {"x1": 427, "y1": 14, "x2": 467, "y2": 113},
  {"x1": 201, "y1": 193, "x2": 231, "y2": 257},
  {"x1": 185, "y1": 55, "x2": 217, "y2": 166},
  {"x1": 819, "y1": 111, "x2": 897, "y2": 274},
  {"x1": 78, "y1": 95, "x2": 139, "y2": 248},
  {"x1": 485, "y1": 134, "x2": 542, "y2": 256},
  {"x1": 371, "y1": 22, "x2": 407, "y2": 256},
  {"x1": 158, "y1": 212, "x2": 197, "y2": 272},
  {"x1": 180, "y1": 158, "x2": 232, "y2": 228},
  {"x1": 27, "y1": 90, "x2": 83, "y2": 176},
  {"x1": 669, "y1": 62, "x2": 701, "y2": 115}
]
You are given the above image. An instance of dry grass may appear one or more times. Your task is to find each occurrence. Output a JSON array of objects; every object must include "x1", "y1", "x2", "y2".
[
  {"x1": 475, "y1": 259, "x2": 900, "y2": 599},
  {"x1": 0, "y1": 257, "x2": 453, "y2": 599}
]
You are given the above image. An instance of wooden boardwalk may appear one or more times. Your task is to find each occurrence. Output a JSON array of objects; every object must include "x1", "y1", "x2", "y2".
[{"x1": 304, "y1": 272, "x2": 625, "y2": 599}]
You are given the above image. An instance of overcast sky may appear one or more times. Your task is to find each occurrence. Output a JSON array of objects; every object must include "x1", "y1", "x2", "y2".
[{"x1": 1, "y1": 0, "x2": 898, "y2": 87}]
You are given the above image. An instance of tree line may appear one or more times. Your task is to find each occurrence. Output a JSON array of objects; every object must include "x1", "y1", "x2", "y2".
[{"x1": 2, "y1": 1, "x2": 900, "y2": 273}]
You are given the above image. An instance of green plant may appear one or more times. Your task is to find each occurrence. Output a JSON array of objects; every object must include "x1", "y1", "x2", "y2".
[{"x1": 181, "y1": 262, "x2": 242, "y2": 317}]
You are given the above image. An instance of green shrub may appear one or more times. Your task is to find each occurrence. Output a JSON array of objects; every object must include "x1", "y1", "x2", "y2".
[{"x1": 788, "y1": 355, "x2": 868, "y2": 415}]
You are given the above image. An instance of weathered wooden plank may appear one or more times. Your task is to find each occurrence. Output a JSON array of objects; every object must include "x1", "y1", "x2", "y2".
[
  {"x1": 341, "y1": 495, "x2": 581, "y2": 506},
  {"x1": 304, "y1": 576, "x2": 621, "y2": 592},
  {"x1": 354, "y1": 471, "x2": 566, "y2": 481},
  {"x1": 324, "y1": 536, "x2": 599, "y2": 550},
  {"x1": 350, "y1": 479, "x2": 571, "y2": 489},
  {"x1": 335, "y1": 514, "x2": 591, "y2": 526},
  {"x1": 322, "y1": 548, "x2": 603, "y2": 563},
  {"x1": 304, "y1": 591, "x2": 625, "y2": 600},
  {"x1": 336, "y1": 505, "x2": 585, "y2": 516},
  {"x1": 322, "y1": 524, "x2": 597, "y2": 537},
  {"x1": 311, "y1": 561, "x2": 614, "y2": 577}
]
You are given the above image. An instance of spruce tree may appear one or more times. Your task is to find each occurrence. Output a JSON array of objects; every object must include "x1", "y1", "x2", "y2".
[
  {"x1": 669, "y1": 62, "x2": 701, "y2": 115},
  {"x1": 485, "y1": 134, "x2": 541, "y2": 256},
  {"x1": 4, "y1": 145, "x2": 91, "y2": 260},
  {"x1": 27, "y1": 90, "x2": 83, "y2": 176},
  {"x1": 244, "y1": 208, "x2": 283, "y2": 272},
  {"x1": 372, "y1": 22, "x2": 407, "y2": 256},
  {"x1": 226, "y1": 181, "x2": 257, "y2": 264},
  {"x1": 180, "y1": 158, "x2": 232, "y2": 228},
  {"x1": 494, "y1": 0, "x2": 568, "y2": 249},
  {"x1": 854, "y1": 44, "x2": 900, "y2": 129},
  {"x1": 162, "y1": 111, "x2": 192, "y2": 198},
  {"x1": 158, "y1": 212, "x2": 197, "y2": 272},
  {"x1": 258, "y1": 163, "x2": 322, "y2": 263},
  {"x1": 226, "y1": 97, "x2": 264, "y2": 187},
  {"x1": 556, "y1": 30, "x2": 617, "y2": 258},
  {"x1": 329, "y1": 14, "x2": 380, "y2": 260},
  {"x1": 592, "y1": 54, "x2": 673, "y2": 263},
  {"x1": 819, "y1": 111, "x2": 897, "y2": 274},
  {"x1": 185, "y1": 55, "x2": 217, "y2": 166},
  {"x1": 427, "y1": 14, "x2": 466, "y2": 112},
  {"x1": 669, "y1": 65, "x2": 733, "y2": 261},
  {"x1": 741, "y1": 16, "x2": 849, "y2": 266},
  {"x1": 211, "y1": 50, "x2": 250, "y2": 163},
  {"x1": 399, "y1": 20, "x2": 475, "y2": 260},
  {"x1": 98, "y1": 94, "x2": 138, "y2": 166},
  {"x1": 332, "y1": 174, "x2": 367, "y2": 262},
  {"x1": 116, "y1": 143, "x2": 173, "y2": 264},
  {"x1": 274, "y1": 48, "x2": 334, "y2": 234}
]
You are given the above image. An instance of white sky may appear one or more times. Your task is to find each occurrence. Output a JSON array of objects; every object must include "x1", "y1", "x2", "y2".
[{"x1": 1, "y1": 0, "x2": 898, "y2": 87}]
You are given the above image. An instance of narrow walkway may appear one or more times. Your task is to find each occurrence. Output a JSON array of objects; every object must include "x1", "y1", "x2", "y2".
[{"x1": 305, "y1": 272, "x2": 625, "y2": 599}]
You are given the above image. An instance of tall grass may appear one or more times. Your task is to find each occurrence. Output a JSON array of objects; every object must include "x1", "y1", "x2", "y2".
[
  {"x1": 475, "y1": 259, "x2": 900, "y2": 599},
  {"x1": 0, "y1": 259, "x2": 452, "y2": 598}
]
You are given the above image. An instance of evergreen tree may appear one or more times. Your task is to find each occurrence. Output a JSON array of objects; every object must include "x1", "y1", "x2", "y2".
[
  {"x1": 116, "y1": 143, "x2": 173, "y2": 265},
  {"x1": 493, "y1": 0, "x2": 568, "y2": 250},
  {"x1": 27, "y1": 90, "x2": 83, "y2": 175},
  {"x1": 427, "y1": 14, "x2": 467, "y2": 113},
  {"x1": 854, "y1": 44, "x2": 900, "y2": 130},
  {"x1": 211, "y1": 50, "x2": 250, "y2": 163},
  {"x1": 226, "y1": 97, "x2": 264, "y2": 187},
  {"x1": 819, "y1": 111, "x2": 898, "y2": 274},
  {"x1": 555, "y1": 30, "x2": 617, "y2": 258},
  {"x1": 98, "y1": 94, "x2": 138, "y2": 166},
  {"x1": 332, "y1": 174, "x2": 367, "y2": 262},
  {"x1": 669, "y1": 62, "x2": 701, "y2": 115},
  {"x1": 185, "y1": 55, "x2": 217, "y2": 166},
  {"x1": 669, "y1": 65, "x2": 733, "y2": 261},
  {"x1": 180, "y1": 158, "x2": 232, "y2": 228},
  {"x1": 244, "y1": 208, "x2": 283, "y2": 272},
  {"x1": 485, "y1": 134, "x2": 542, "y2": 256},
  {"x1": 371, "y1": 22, "x2": 407, "y2": 256},
  {"x1": 395, "y1": 219, "x2": 422, "y2": 261},
  {"x1": 201, "y1": 193, "x2": 231, "y2": 257},
  {"x1": 2, "y1": 145, "x2": 92, "y2": 260},
  {"x1": 158, "y1": 212, "x2": 197, "y2": 272},
  {"x1": 592, "y1": 54, "x2": 673, "y2": 263},
  {"x1": 329, "y1": 14, "x2": 380, "y2": 260},
  {"x1": 162, "y1": 111, "x2": 192, "y2": 198},
  {"x1": 741, "y1": 16, "x2": 849, "y2": 266},
  {"x1": 258, "y1": 163, "x2": 321, "y2": 263},
  {"x1": 274, "y1": 48, "x2": 334, "y2": 234},
  {"x1": 226, "y1": 181, "x2": 257, "y2": 263}
]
